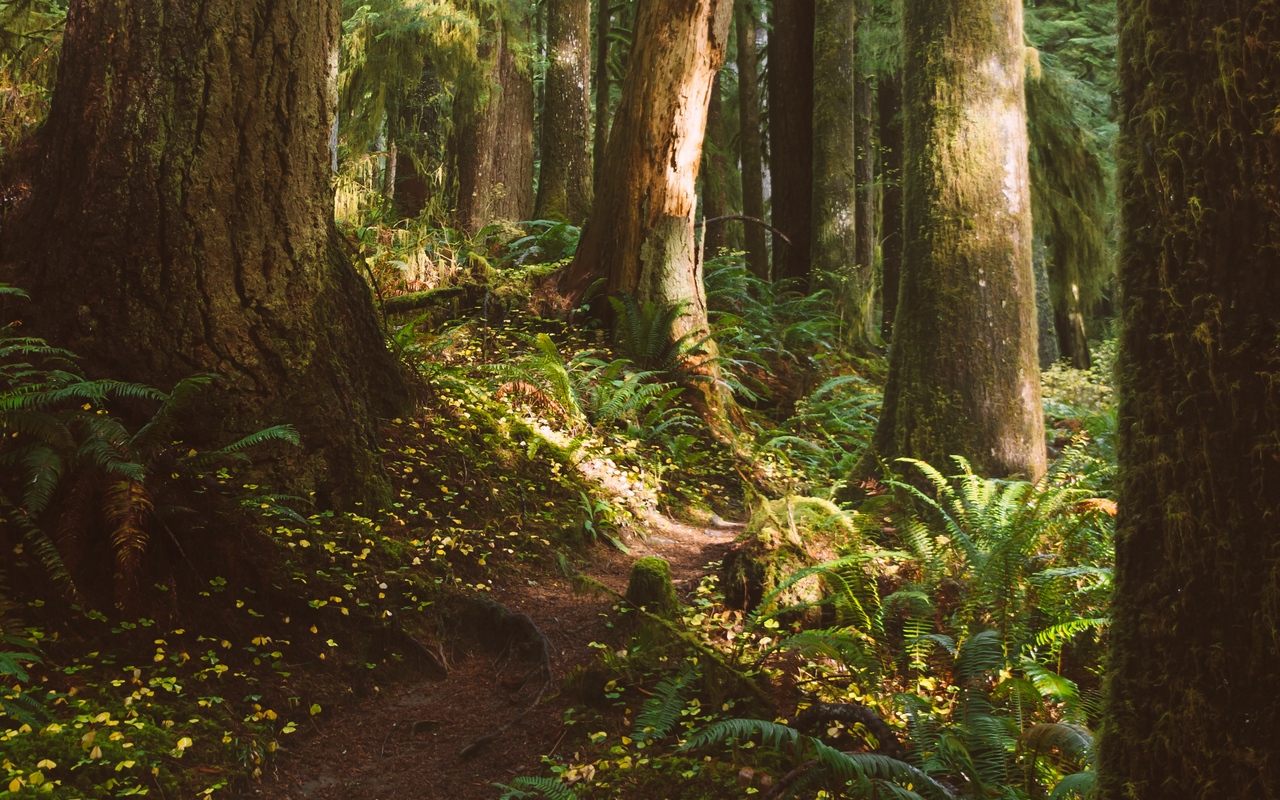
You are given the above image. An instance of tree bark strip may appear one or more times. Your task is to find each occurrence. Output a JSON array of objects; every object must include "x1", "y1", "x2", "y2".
[
  {"x1": 877, "y1": 71, "x2": 904, "y2": 341},
  {"x1": 767, "y1": 0, "x2": 815, "y2": 286},
  {"x1": 536, "y1": 0, "x2": 594, "y2": 224},
  {"x1": 735, "y1": 0, "x2": 768, "y2": 279}
]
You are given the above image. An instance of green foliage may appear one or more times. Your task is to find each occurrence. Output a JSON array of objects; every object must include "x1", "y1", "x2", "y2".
[
  {"x1": 632, "y1": 661, "x2": 701, "y2": 743},
  {"x1": 495, "y1": 775, "x2": 577, "y2": 800},
  {"x1": 608, "y1": 293, "x2": 710, "y2": 381}
]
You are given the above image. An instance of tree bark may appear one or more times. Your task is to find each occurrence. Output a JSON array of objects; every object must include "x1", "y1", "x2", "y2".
[
  {"x1": 851, "y1": 0, "x2": 876, "y2": 343},
  {"x1": 592, "y1": 0, "x2": 612, "y2": 191},
  {"x1": 1033, "y1": 234, "x2": 1061, "y2": 369},
  {"x1": 877, "y1": 71, "x2": 903, "y2": 342},
  {"x1": 735, "y1": 0, "x2": 768, "y2": 279},
  {"x1": 0, "y1": 0, "x2": 408, "y2": 507},
  {"x1": 558, "y1": 0, "x2": 734, "y2": 354},
  {"x1": 1097, "y1": 5, "x2": 1280, "y2": 798},
  {"x1": 767, "y1": 0, "x2": 814, "y2": 286},
  {"x1": 536, "y1": 0, "x2": 594, "y2": 224},
  {"x1": 453, "y1": 21, "x2": 535, "y2": 235},
  {"x1": 702, "y1": 72, "x2": 730, "y2": 256},
  {"x1": 810, "y1": 0, "x2": 859, "y2": 331},
  {"x1": 1054, "y1": 286, "x2": 1091, "y2": 370},
  {"x1": 870, "y1": 0, "x2": 1045, "y2": 481}
]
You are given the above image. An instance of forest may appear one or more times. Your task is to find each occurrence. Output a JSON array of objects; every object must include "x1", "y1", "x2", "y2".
[{"x1": 0, "y1": 0, "x2": 1274, "y2": 798}]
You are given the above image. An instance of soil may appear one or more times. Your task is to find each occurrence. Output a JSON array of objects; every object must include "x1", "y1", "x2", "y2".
[{"x1": 255, "y1": 513, "x2": 744, "y2": 800}]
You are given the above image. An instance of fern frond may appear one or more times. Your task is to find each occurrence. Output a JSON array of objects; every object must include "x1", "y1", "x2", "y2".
[
  {"x1": 493, "y1": 776, "x2": 576, "y2": 800},
  {"x1": 105, "y1": 480, "x2": 153, "y2": 605},
  {"x1": 633, "y1": 662, "x2": 700, "y2": 742}
]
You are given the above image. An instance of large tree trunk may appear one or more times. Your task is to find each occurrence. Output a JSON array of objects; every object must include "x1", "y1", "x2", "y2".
[
  {"x1": 453, "y1": 22, "x2": 535, "y2": 234},
  {"x1": 536, "y1": 0, "x2": 594, "y2": 224},
  {"x1": 592, "y1": 0, "x2": 611, "y2": 191},
  {"x1": 735, "y1": 0, "x2": 768, "y2": 279},
  {"x1": 558, "y1": 0, "x2": 733, "y2": 352},
  {"x1": 870, "y1": 0, "x2": 1045, "y2": 481},
  {"x1": 1033, "y1": 234, "x2": 1061, "y2": 369},
  {"x1": 767, "y1": 0, "x2": 814, "y2": 286},
  {"x1": 810, "y1": 0, "x2": 859, "y2": 333},
  {"x1": 1097, "y1": 4, "x2": 1280, "y2": 798},
  {"x1": 702, "y1": 72, "x2": 730, "y2": 256},
  {"x1": 851, "y1": 0, "x2": 877, "y2": 343},
  {"x1": 877, "y1": 71, "x2": 904, "y2": 342},
  {"x1": 0, "y1": 0, "x2": 407, "y2": 507}
]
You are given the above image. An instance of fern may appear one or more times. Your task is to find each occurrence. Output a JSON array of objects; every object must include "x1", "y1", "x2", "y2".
[
  {"x1": 493, "y1": 776, "x2": 576, "y2": 800},
  {"x1": 633, "y1": 662, "x2": 700, "y2": 742}
]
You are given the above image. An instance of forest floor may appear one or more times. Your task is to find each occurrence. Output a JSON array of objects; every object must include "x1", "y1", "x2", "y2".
[{"x1": 256, "y1": 508, "x2": 743, "y2": 800}]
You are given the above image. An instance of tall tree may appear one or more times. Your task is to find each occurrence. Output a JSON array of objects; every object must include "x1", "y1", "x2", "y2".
[
  {"x1": 735, "y1": 0, "x2": 768, "y2": 278},
  {"x1": 810, "y1": 0, "x2": 859, "y2": 333},
  {"x1": 592, "y1": 0, "x2": 612, "y2": 190},
  {"x1": 870, "y1": 0, "x2": 1045, "y2": 480},
  {"x1": 767, "y1": 0, "x2": 814, "y2": 285},
  {"x1": 0, "y1": 0, "x2": 407, "y2": 506},
  {"x1": 453, "y1": 17, "x2": 535, "y2": 234},
  {"x1": 558, "y1": 0, "x2": 733, "y2": 358},
  {"x1": 851, "y1": 0, "x2": 876, "y2": 341},
  {"x1": 877, "y1": 70, "x2": 903, "y2": 341},
  {"x1": 702, "y1": 72, "x2": 730, "y2": 256},
  {"x1": 536, "y1": 0, "x2": 594, "y2": 223},
  {"x1": 1097, "y1": 3, "x2": 1280, "y2": 798}
]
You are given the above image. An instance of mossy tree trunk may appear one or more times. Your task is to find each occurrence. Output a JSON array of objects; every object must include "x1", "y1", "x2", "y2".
[
  {"x1": 453, "y1": 19, "x2": 535, "y2": 235},
  {"x1": 702, "y1": 72, "x2": 730, "y2": 256},
  {"x1": 811, "y1": 0, "x2": 860, "y2": 337},
  {"x1": 851, "y1": 0, "x2": 877, "y2": 344},
  {"x1": 871, "y1": 0, "x2": 1045, "y2": 481},
  {"x1": 1033, "y1": 234, "x2": 1061, "y2": 369},
  {"x1": 877, "y1": 71, "x2": 904, "y2": 342},
  {"x1": 1096, "y1": 3, "x2": 1280, "y2": 798},
  {"x1": 536, "y1": 0, "x2": 594, "y2": 224},
  {"x1": 767, "y1": 0, "x2": 814, "y2": 286},
  {"x1": 558, "y1": 0, "x2": 733, "y2": 356},
  {"x1": 0, "y1": 0, "x2": 408, "y2": 507},
  {"x1": 1054, "y1": 286, "x2": 1091, "y2": 369},
  {"x1": 735, "y1": 0, "x2": 768, "y2": 279}
]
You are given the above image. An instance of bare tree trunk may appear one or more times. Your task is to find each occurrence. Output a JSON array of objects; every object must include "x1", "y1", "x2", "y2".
[
  {"x1": 877, "y1": 71, "x2": 903, "y2": 342},
  {"x1": 1098, "y1": 4, "x2": 1280, "y2": 798},
  {"x1": 1033, "y1": 234, "x2": 1060, "y2": 369},
  {"x1": 453, "y1": 22, "x2": 535, "y2": 234},
  {"x1": 592, "y1": 0, "x2": 612, "y2": 191},
  {"x1": 536, "y1": 0, "x2": 594, "y2": 224},
  {"x1": 559, "y1": 0, "x2": 734, "y2": 357},
  {"x1": 702, "y1": 72, "x2": 730, "y2": 256},
  {"x1": 735, "y1": 0, "x2": 768, "y2": 279},
  {"x1": 870, "y1": 0, "x2": 1045, "y2": 481},
  {"x1": 0, "y1": 0, "x2": 408, "y2": 507},
  {"x1": 767, "y1": 0, "x2": 814, "y2": 286}
]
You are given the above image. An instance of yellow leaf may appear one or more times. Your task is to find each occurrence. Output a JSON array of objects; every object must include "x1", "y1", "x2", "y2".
[
  {"x1": 176, "y1": 737, "x2": 193, "y2": 750},
  {"x1": 89, "y1": 746, "x2": 103, "y2": 759},
  {"x1": 9, "y1": 778, "x2": 23, "y2": 793}
]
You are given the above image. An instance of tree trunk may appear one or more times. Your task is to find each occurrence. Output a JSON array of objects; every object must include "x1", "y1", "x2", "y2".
[
  {"x1": 870, "y1": 0, "x2": 1045, "y2": 481},
  {"x1": 877, "y1": 71, "x2": 903, "y2": 342},
  {"x1": 1054, "y1": 285, "x2": 1091, "y2": 369},
  {"x1": 558, "y1": 0, "x2": 733, "y2": 354},
  {"x1": 735, "y1": 1, "x2": 768, "y2": 279},
  {"x1": 0, "y1": 0, "x2": 408, "y2": 507},
  {"x1": 536, "y1": 0, "x2": 594, "y2": 224},
  {"x1": 810, "y1": 0, "x2": 859, "y2": 330},
  {"x1": 851, "y1": 0, "x2": 877, "y2": 343},
  {"x1": 702, "y1": 72, "x2": 730, "y2": 256},
  {"x1": 1033, "y1": 234, "x2": 1060, "y2": 369},
  {"x1": 1097, "y1": 6, "x2": 1280, "y2": 799},
  {"x1": 767, "y1": 0, "x2": 814, "y2": 286},
  {"x1": 453, "y1": 22, "x2": 535, "y2": 235},
  {"x1": 592, "y1": 0, "x2": 611, "y2": 191}
]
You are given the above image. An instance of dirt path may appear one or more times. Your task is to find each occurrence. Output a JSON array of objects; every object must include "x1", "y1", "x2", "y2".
[{"x1": 254, "y1": 513, "x2": 743, "y2": 800}]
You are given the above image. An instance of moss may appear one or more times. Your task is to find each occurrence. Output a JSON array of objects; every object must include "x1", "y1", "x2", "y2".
[{"x1": 625, "y1": 557, "x2": 679, "y2": 618}]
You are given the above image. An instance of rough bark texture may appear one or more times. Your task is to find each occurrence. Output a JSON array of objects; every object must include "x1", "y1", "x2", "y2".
[
  {"x1": 871, "y1": 0, "x2": 1045, "y2": 481},
  {"x1": 810, "y1": 0, "x2": 859, "y2": 332},
  {"x1": 0, "y1": 0, "x2": 408, "y2": 506},
  {"x1": 767, "y1": 0, "x2": 814, "y2": 285},
  {"x1": 1054, "y1": 290, "x2": 1091, "y2": 370},
  {"x1": 877, "y1": 72, "x2": 903, "y2": 342},
  {"x1": 1097, "y1": 3, "x2": 1280, "y2": 798},
  {"x1": 559, "y1": 0, "x2": 734, "y2": 352},
  {"x1": 536, "y1": 0, "x2": 594, "y2": 224},
  {"x1": 702, "y1": 72, "x2": 730, "y2": 256},
  {"x1": 592, "y1": 0, "x2": 611, "y2": 191},
  {"x1": 453, "y1": 23, "x2": 535, "y2": 235},
  {"x1": 851, "y1": 0, "x2": 876, "y2": 342},
  {"x1": 735, "y1": 1, "x2": 768, "y2": 279}
]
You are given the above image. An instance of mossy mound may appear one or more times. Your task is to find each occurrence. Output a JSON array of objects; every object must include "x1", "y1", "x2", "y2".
[
  {"x1": 721, "y1": 496, "x2": 862, "y2": 616},
  {"x1": 625, "y1": 557, "x2": 679, "y2": 618}
]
